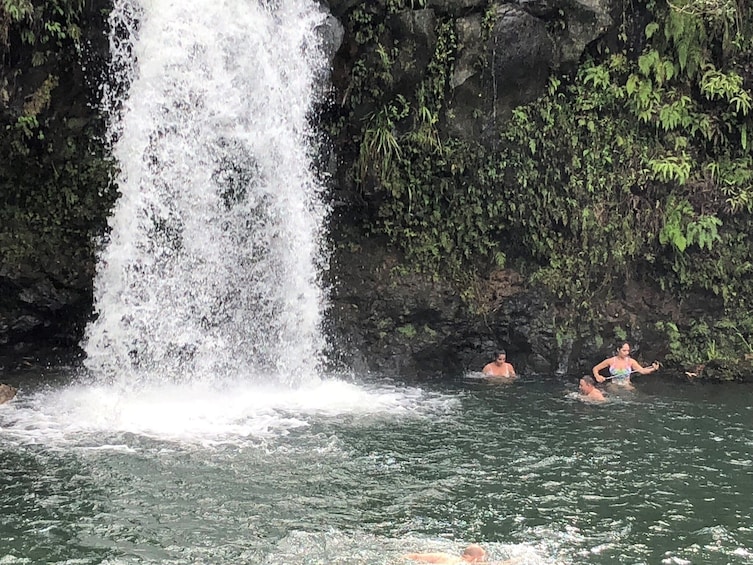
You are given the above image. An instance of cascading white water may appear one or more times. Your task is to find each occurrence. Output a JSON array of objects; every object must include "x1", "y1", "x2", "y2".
[{"x1": 83, "y1": 0, "x2": 330, "y2": 386}]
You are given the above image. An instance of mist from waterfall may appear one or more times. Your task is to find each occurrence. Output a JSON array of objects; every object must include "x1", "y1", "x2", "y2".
[{"x1": 82, "y1": 0, "x2": 330, "y2": 386}]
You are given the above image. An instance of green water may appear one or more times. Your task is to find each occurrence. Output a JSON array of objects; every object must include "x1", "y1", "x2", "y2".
[{"x1": 1, "y1": 369, "x2": 751, "y2": 564}]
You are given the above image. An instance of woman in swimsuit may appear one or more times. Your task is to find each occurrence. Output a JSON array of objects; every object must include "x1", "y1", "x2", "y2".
[{"x1": 592, "y1": 342, "x2": 659, "y2": 388}]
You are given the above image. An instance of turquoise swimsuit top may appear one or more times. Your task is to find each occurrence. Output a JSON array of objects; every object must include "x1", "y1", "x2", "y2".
[{"x1": 609, "y1": 363, "x2": 632, "y2": 384}]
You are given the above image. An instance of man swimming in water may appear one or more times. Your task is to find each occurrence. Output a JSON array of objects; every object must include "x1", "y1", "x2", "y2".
[
  {"x1": 579, "y1": 375, "x2": 606, "y2": 402},
  {"x1": 404, "y1": 544, "x2": 520, "y2": 564},
  {"x1": 404, "y1": 544, "x2": 487, "y2": 563}
]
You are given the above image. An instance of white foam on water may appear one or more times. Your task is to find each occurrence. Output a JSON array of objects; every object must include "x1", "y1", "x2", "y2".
[{"x1": 0, "y1": 377, "x2": 459, "y2": 448}]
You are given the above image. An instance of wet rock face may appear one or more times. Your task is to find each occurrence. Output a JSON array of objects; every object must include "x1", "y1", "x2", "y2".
[
  {"x1": 316, "y1": 8, "x2": 345, "y2": 70},
  {"x1": 327, "y1": 0, "x2": 618, "y2": 144},
  {"x1": 447, "y1": 4, "x2": 557, "y2": 141},
  {"x1": 324, "y1": 235, "x2": 708, "y2": 379},
  {"x1": 388, "y1": 9, "x2": 438, "y2": 94},
  {"x1": 425, "y1": 0, "x2": 487, "y2": 16},
  {"x1": 487, "y1": 4, "x2": 556, "y2": 85},
  {"x1": 0, "y1": 261, "x2": 90, "y2": 347},
  {"x1": 448, "y1": 0, "x2": 617, "y2": 140},
  {"x1": 0, "y1": 0, "x2": 111, "y2": 349},
  {"x1": 325, "y1": 241, "x2": 566, "y2": 378}
]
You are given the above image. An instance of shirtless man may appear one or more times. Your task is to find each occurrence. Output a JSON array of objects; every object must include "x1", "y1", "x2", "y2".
[
  {"x1": 482, "y1": 350, "x2": 516, "y2": 378},
  {"x1": 404, "y1": 544, "x2": 487, "y2": 563},
  {"x1": 579, "y1": 375, "x2": 605, "y2": 402},
  {"x1": 404, "y1": 544, "x2": 519, "y2": 564}
]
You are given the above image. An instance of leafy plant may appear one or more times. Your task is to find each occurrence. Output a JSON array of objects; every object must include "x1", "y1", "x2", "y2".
[
  {"x1": 328, "y1": 0, "x2": 753, "y2": 358},
  {"x1": 659, "y1": 197, "x2": 722, "y2": 252}
]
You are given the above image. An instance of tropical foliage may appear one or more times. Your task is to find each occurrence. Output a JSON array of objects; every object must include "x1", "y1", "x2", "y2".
[
  {"x1": 332, "y1": 0, "x2": 753, "y2": 364},
  {"x1": 0, "y1": 0, "x2": 115, "y2": 278}
]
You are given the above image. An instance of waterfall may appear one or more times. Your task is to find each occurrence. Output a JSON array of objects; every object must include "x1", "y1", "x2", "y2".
[{"x1": 82, "y1": 0, "x2": 330, "y2": 386}]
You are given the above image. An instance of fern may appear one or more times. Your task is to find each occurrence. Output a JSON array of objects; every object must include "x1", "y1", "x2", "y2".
[
  {"x1": 659, "y1": 197, "x2": 693, "y2": 252},
  {"x1": 686, "y1": 215, "x2": 722, "y2": 250},
  {"x1": 713, "y1": 157, "x2": 753, "y2": 213},
  {"x1": 741, "y1": 123, "x2": 748, "y2": 151},
  {"x1": 583, "y1": 64, "x2": 611, "y2": 89},
  {"x1": 647, "y1": 154, "x2": 692, "y2": 184},
  {"x1": 700, "y1": 67, "x2": 752, "y2": 115},
  {"x1": 638, "y1": 50, "x2": 660, "y2": 76},
  {"x1": 657, "y1": 95, "x2": 692, "y2": 131},
  {"x1": 666, "y1": 7, "x2": 708, "y2": 78},
  {"x1": 659, "y1": 197, "x2": 722, "y2": 253}
]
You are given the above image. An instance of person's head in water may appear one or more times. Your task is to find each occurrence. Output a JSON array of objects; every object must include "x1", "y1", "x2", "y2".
[
  {"x1": 461, "y1": 544, "x2": 486, "y2": 562},
  {"x1": 482, "y1": 349, "x2": 516, "y2": 378},
  {"x1": 579, "y1": 375, "x2": 597, "y2": 394},
  {"x1": 579, "y1": 375, "x2": 605, "y2": 401}
]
